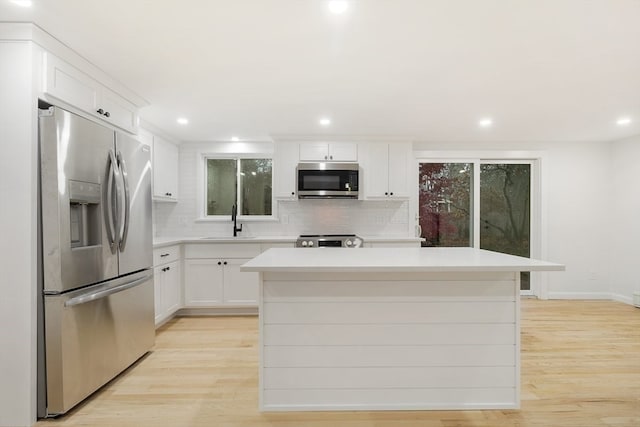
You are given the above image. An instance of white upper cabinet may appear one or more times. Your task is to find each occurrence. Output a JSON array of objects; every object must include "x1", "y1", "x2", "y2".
[
  {"x1": 152, "y1": 135, "x2": 179, "y2": 202},
  {"x1": 42, "y1": 53, "x2": 140, "y2": 134},
  {"x1": 362, "y1": 142, "x2": 412, "y2": 199},
  {"x1": 274, "y1": 142, "x2": 299, "y2": 199},
  {"x1": 98, "y1": 86, "x2": 139, "y2": 133},
  {"x1": 299, "y1": 142, "x2": 357, "y2": 162}
]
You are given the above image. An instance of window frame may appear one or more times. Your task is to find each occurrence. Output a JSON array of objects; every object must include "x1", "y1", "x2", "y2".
[{"x1": 196, "y1": 152, "x2": 276, "y2": 222}]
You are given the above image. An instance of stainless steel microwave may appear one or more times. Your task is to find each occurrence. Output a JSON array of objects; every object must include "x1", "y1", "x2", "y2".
[{"x1": 296, "y1": 162, "x2": 359, "y2": 199}]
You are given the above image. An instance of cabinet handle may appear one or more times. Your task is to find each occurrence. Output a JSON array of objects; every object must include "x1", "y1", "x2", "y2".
[
  {"x1": 384, "y1": 192, "x2": 388, "y2": 196},
  {"x1": 390, "y1": 192, "x2": 394, "y2": 196},
  {"x1": 223, "y1": 261, "x2": 227, "y2": 265},
  {"x1": 324, "y1": 155, "x2": 328, "y2": 160},
  {"x1": 160, "y1": 253, "x2": 170, "y2": 257},
  {"x1": 162, "y1": 266, "x2": 170, "y2": 272},
  {"x1": 104, "y1": 111, "x2": 110, "y2": 118},
  {"x1": 291, "y1": 192, "x2": 295, "y2": 196},
  {"x1": 329, "y1": 155, "x2": 333, "y2": 160},
  {"x1": 96, "y1": 108, "x2": 104, "y2": 115},
  {"x1": 217, "y1": 261, "x2": 222, "y2": 265},
  {"x1": 165, "y1": 192, "x2": 172, "y2": 196}
]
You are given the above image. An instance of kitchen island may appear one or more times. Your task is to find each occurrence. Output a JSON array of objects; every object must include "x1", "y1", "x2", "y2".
[{"x1": 241, "y1": 247, "x2": 564, "y2": 412}]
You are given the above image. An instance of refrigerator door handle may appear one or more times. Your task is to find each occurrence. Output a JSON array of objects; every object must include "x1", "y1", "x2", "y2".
[
  {"x1": 105, "y1": 149, "x2": 120, "y2": 253},
  {"x1": 64, "y1": 272, "x2": 153, "y2": 307},
  {"x1": 117, "y1": 151, "x2": 130, "y2": 252}
]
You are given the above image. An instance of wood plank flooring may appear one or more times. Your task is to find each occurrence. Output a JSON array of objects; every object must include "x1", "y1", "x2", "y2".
[{"x1": 36, "y1": 300, "x2": 640, "y2": 427}]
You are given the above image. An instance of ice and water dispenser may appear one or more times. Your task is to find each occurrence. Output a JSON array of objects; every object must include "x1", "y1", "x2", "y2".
[{"x1": 68, "y1": 180, "x2": 101, "y2": 249}]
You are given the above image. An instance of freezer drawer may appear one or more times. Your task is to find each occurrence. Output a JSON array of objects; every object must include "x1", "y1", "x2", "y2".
[{"x1": 43, "y1": 271, "x2": 155, "y2": 415}]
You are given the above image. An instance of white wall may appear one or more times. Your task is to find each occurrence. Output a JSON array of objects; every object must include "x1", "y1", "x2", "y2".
[
  {"x1": 153, "y1": 141, "x2": 411, "y2": 238},
  {"x1": 412, "y1": 140, "x2": 613, "y2": 300},
  {"x1": 0, "y1": 42, "x2": 38, "y2": 427},
  {"x1": 610, "y1": 135, "x2": 640, "y2": 304}
]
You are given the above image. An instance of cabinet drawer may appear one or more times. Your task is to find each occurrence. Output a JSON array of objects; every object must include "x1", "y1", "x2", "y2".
[
  {"x1": 153, "y1": 245, "x2": 180, "y2": 265},
  {"x1": 184, "y1": 243, "x2": 261, "y2": 259}
]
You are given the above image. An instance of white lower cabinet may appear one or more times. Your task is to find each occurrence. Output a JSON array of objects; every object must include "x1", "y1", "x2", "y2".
[
  {"x1": 183, "y1": 259, "x2": 224, "y2": 306},
  {"x1": 219, "y1": 258, "x2": 259, "y2": 305},
  {"x1": 183, "y1": 244, "x2": 261, "y2": 308},
  {"x1": 183, "y1": 258, "x2": 258, "y2": 306},
  {"x1": 153, "y1": 245, "x2": 182, "y2": 326}
]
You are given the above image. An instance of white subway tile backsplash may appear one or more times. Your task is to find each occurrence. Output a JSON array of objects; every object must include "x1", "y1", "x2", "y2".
[{"x1": 153, "y1": 143, "x2": 411, "y2": 238}]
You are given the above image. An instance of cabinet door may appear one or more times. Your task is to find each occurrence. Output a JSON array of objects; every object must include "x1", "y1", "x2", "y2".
[
  {"x1": 328, "y1": 142, "x2": 357, "y2": 162},
  {"x1": 273, "y1": 142, "x2": 299, "y2": 198},
  {"x1": 387, "y1": 142, "x2": 411, "y2": 198},
  {"x1": 299, "y1": 143, "x2": 329, "y2": 161},
  {"x1": 153, "y1": 136, "x2": 179, "y2": 201},
  {"x1": 364, "y1": 143, "x2": 390, "y2": 198},
  {"x1": 162, "y1": 260, "x2": 181, "y2": 315},
  {"x1": 184, "y1": 259, "x2": 223, "y2": 306},
  {"x1": 153, "y1": 265, "x2": 164, "y2": 324},
  {"x1": 43, "y1": 53, "x2": 99, "y2": 115},
  {"x1": 223, "y1": 259, "x2": 259, "y2": 306},
  {"x1": 99, "y1": 87, "x2": 139, "y2": 133}
]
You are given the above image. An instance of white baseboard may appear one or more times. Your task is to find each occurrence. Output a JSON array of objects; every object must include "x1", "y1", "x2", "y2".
[
  {"x1": 546, "y1": 291, "x2": 612, "y2": 300},
  {"x1": 611, "y1": 293, "x2": 634, "y2": 306},
  {"x1": 177, "y1": 307, "x2": 258, "y2": 316}
]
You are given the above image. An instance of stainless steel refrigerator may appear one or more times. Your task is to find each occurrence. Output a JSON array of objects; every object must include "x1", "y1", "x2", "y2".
[{"x1": 37, "y1": 104, "x2": 155, "y2": 417}]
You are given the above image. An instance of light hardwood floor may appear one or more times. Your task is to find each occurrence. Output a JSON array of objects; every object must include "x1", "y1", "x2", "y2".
[{"x1": 36, "y1": 300, "x2": 640, "y2": 427}]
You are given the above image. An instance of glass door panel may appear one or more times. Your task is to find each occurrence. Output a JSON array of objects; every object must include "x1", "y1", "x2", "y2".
[
  {"x1": 479, "y1": 163, "x2": 531, "y2": 290},
  {"x1": 418, "y1": 162, "x2": 473, "y2": 247}
]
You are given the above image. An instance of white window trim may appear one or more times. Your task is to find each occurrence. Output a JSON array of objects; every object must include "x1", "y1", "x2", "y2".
[
  {"x1": 195, "y1": 151, "x2": 277, "y2": 222},
  {"x1": 412, "y1": 150, "x2": 549, "y2": 299}
]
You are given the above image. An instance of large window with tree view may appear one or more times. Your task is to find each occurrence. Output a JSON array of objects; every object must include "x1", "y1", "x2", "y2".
[{"x1": 419, "y1": 161, "x2": 532, "y2": 291}]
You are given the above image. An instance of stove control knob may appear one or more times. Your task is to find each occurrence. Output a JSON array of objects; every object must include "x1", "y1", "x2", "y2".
[
  {"x1": 345, "y1": 240, "x2": 353, "y2": 247},
  {"x1": 308, "y1": 241, "x2": 314, "y2": 247},
  {"x1": 301, "y1": 241, "x2": 308, "y2": 247}
]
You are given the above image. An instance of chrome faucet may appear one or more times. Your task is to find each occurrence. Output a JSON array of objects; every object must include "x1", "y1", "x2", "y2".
[{"x1": 231, "y1": 203, "x2": 242, "y2": 237}]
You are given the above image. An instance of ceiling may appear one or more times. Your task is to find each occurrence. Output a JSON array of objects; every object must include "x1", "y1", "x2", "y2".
[{"x1": 2, "y1": 0, "x2": 640, "y2": 143}]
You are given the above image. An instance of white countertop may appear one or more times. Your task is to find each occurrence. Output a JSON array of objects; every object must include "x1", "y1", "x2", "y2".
[
  {"x1": 153, "y1": 235, "x2": 422, "y2": 248},
  {"x1": 241, "y1": 247, "x2": 565, "y2": 273},
  {"x1": 153, "y1": 235, "x2": 297, "y2": 248}
]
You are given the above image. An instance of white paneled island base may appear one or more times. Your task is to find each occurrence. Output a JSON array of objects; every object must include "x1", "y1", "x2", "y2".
[{"x1": 241, "y1": 248, "x2": 564, "y2": 412}]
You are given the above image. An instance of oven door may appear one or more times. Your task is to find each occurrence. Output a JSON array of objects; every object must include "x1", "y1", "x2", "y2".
[{"x1": 297, "y1": 163, "x2": 358, "y2": 198}]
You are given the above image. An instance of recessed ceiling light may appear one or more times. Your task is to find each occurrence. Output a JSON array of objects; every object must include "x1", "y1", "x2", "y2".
[
  {"x1": 319, "y1": 118, "x2": 331, "y2": 126},
  {"x1": 231, "y1": 136, "x2": 240, "y2": 142},
  {"x1": 478, "y1": 118, "x2": 493, "y2": 128},
  {"x1": 176, "y1": 117, "x2": 188, "y2": 125},
  {"x1": 328, "y1": 0, "x2": 348, "y2": 14},
  {"x1": 616, "y1": 117, "x2": 632, "y2": 126},
  {"x1": 11, "y1": 0, "x2": 32, "y2": 7}
]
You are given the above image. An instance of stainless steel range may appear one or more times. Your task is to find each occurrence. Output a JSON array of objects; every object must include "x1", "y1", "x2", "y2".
[{"x1": 296, "y1": 234, "x2": 363, "y2": 248}]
